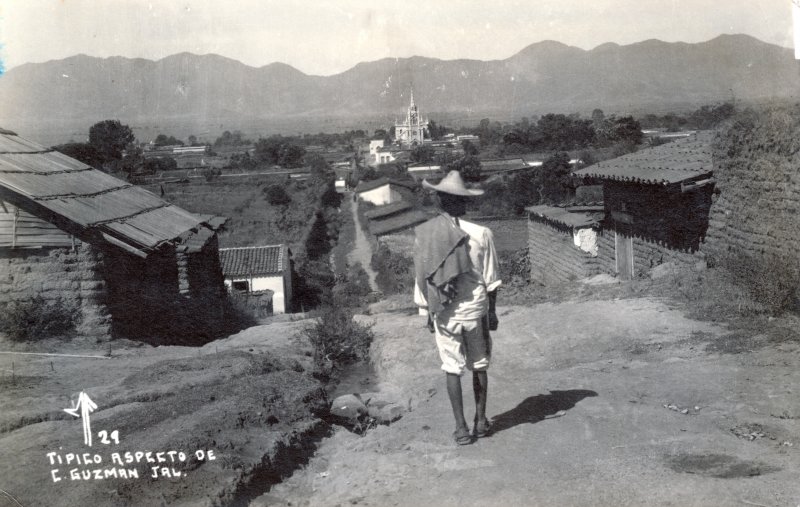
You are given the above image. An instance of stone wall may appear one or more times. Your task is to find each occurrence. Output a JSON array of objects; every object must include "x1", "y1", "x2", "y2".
[
  {"x1": 527, "y1": 218, "x2": 603, "y2": 285},
  {"x1": 0, "y1": 244, "x2": 112, "y2": 340}
]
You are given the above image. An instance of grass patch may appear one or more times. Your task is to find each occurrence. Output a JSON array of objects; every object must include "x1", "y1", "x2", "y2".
[{"x1": 0, "y1": 296, "x2": 78, "y2": 342}]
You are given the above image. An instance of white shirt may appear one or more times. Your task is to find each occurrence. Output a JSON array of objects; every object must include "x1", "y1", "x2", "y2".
[{"x1": 414, "y1": 217, "x2": 502, "y2": 321}]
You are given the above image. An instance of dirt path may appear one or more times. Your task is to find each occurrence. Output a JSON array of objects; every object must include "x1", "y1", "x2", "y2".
[
  {"x1": 347, "y1": 196, "x2": 378, "y2": 292},
  {"x1": 263, "y1": 297, "x2": 800, "y2": 507}
]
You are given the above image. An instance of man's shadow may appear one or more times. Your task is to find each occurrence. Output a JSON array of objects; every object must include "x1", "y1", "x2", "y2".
[{"x1": 490, "y1": 389, "x2": 598, "y2": 434}]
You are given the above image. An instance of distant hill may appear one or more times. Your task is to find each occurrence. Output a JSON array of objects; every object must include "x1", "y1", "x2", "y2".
[{"x1": 0, "y1": 34, "x2": 797, "y2": 133}]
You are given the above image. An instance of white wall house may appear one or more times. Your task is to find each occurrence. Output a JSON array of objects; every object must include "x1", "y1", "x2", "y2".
[
  {"x1": 354, "y1": 178, "x2": 407, "y2": 206},
  {"x1": 219, "y1": 244, "x2": 293, "y2": 314},
  {"x1": 369, "y1": 140, "x2": 385, "y2": 165}
]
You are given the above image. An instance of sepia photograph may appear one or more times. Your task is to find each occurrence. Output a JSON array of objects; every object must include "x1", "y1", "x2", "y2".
[{"x1": 0, "y1": 1, "x2": 798, "y2": 505}]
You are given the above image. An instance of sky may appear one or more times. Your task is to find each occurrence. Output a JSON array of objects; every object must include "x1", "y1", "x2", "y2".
[{"x1": 0, "y1": 0, "x2": 794, "y2": 76}]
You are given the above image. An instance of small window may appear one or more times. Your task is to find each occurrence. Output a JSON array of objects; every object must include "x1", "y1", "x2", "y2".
[{"x1": 231, "y1": 280, "x2": 249, "y2": 292}]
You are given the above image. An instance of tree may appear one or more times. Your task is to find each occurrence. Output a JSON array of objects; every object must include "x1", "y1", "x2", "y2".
[
  {"x1": 188, "y1": 135, "x2": 198, "y2": 146},
  {"x1": 52, "y1": 142, "x2": 103, "y2": 168},
  {"x1": 153, "y1": 134, "x2": 183, "y2": 146},
  {"x1": 410, "y1": 145, "x2": 435, "y2": 164},
  {"x1": 539, "y1": 152, "x2": 574, "y2": 204},
  {"x1": 461, "y1": 139, "x2": 479, "y2": 156},
  {"x1": 427, "y1": 120, "x2": 448, "y2": 140},
  {"x1": 447, "y1": 155, "x2": 481, "y2": 182},
  {"x1": 278, "y1": 144, "x2": 306, "y2": 168},
  {"x1": 89, "y1": 120, "x2": 135, "y2": 161},
  {"x1": 612, "y1": 116, "x2": 643, "y2": 145}
]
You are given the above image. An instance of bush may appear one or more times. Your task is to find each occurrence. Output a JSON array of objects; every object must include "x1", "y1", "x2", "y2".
[
  {"x1": 371, "y1": 243, "x2": 414, "y2": 295},
  {"x1": 332, "y1": 262, "x2": 372, "y2": 309},
  {"x1": 498, "y1": 248, "x2": 530, "y2": 285},
  {"x1": 0, "y1": 296, "x2": 78, "y2": 342},
  {"x1": 201, "y1": 168, "x2": 220, "y2": 182},
  {"x1": 265, "y1": 184, "x2": 292, "y2": 205},
  {"x1": 302, "y1": 306, "x2": 374, "y2": 372}
]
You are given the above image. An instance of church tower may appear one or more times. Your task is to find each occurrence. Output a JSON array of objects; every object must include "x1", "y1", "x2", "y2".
[{"x1": 394, "y1": 88, "x2": 428, "y2": 147}]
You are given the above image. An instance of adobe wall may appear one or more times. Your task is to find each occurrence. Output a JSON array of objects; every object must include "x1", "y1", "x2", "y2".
[
  {"x1": 102, "y1": 241, "x2": 227, "y2": 344},
  {"x1": 0, "y1": 244, "x2": 112, "y2": 340},
  {"x1": 705, "y1": 110, "x2": 800, "y2": 262},
  {"x1": 527, "y1": 218, "x2": 603, "y2": 285}
]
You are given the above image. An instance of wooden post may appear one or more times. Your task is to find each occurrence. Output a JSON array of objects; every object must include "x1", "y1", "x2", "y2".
[{"x1": 12, "y1": 208, "x2": 18, "y2": 248}]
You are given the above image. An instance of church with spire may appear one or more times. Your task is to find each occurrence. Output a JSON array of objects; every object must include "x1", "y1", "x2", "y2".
[{"x1": 394, "y1": 88, "x2": 429, "y2": 147}]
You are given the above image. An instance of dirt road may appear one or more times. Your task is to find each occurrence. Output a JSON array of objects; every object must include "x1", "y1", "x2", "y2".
[
  {"x1": 264, "y1": 297, "x2": 800, "y2": 507},
  {"x1": 347, "y1": 197, "x2": 378, "y2": 292}
]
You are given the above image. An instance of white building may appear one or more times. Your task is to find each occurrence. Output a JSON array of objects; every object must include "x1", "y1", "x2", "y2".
[
  {"x1": 219, "y1": 244, "x2": 293, "y2": 314},
  {"x1": 369, "y1": 139, "x2": 386, "y2": 164},
  {"x1": 354, "y1": 178, "x2": 412, "y2": 206},
  {"x1": 394, "y1": 89, "x2": 428, "y2": 147}
]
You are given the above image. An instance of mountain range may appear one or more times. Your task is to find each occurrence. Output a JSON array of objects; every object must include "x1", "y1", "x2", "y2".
[{"x1": 0, "y1": 34, "x2": 798, "y2": 133}]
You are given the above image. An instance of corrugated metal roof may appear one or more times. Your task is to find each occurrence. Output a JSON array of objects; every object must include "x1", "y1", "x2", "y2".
[
  {"x1": 219, "y1": 245, "x2": 286, "y2": 277},
  {"x1": 0, "y1": 130, "x2": 223, "y2": 255},
  {"x1": 573, "y1": 132, "x2": 713, "y2": 185},
  {"x1": 526, "y1": 205, "x2": 602, "y2": 229},
  {"x1": 364, "y1": 201, "x2": 412, "y2": 219}
]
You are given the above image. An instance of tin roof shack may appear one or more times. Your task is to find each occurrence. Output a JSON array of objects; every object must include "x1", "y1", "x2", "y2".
[
  {"x1": 527, "y1": 204, "x2": 604, "y2": 285},
  {"x1": 573, "y1": 132, "x2": 714, "y2": 280},
  {"x1": 219, "y1": 245, "x2": 293, "y2": 314},
  {"x1": 0, "y1": 129, "x2": 228, "y2": 343}
]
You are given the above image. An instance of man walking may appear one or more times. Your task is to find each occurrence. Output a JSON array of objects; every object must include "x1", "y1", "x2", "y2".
[{"x1": 413, "y1": 170, "x2": 501, "y2": 445}]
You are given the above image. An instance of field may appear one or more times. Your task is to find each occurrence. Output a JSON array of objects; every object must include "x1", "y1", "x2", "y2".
[
  {"x1": 144, "y1": 176, "x2": 316, "y2": 249},
  {"x1": 468, "y1": 216, "x2": 528, "y2": 252}
]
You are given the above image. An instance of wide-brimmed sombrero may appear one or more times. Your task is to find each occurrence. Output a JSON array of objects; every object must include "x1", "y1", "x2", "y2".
[{"x1": 422, "y1": 170, "x2": 484, "y2": 196}]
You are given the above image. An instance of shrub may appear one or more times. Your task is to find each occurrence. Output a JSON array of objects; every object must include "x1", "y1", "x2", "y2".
[
  {"x1": 371, "y1": 243, "x2": 414, "y2": 295},
  {"x1": 0, "y1": 296, "x2": 78, "y2": 342},
  {"x1": 265, "y1": 184, "x2": 292, "y2": 205},
  {"x1": 201, "y1": 168, "x2": 220, "y2": 182},
  {"x1": 332, "y1": 262, "x2": 372, "y2": 309},
  {"x1": 498, "y1": 248, "x2": 530, "y2": 285},
  {"x1": 302, "y1": 306, "x2": 374, "y2": 372}
]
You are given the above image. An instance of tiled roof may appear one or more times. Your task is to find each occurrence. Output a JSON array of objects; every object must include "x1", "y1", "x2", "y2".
[
  {"x1": 573, "y1": 131, "x2": 713, "y2": 185},
  {"x1": 219, "y1": 245, "x2": 287, "y2": 277},
  {"x1": 0, "y1": 129, "x2": 223, "y2": 256},
  {"x1": 526, "y1": 205, "x2": 602, "y2": 229},
  {"x1": 364, "y1": 201, "x2": 412, "y2": 219},
  {"x1": 370, "y1": 209, "x2": 433, "y2": 236},
  {"x1": 355, "y1": 177, "x2": 416, "y2": 193},
  {"x1": 480, "y1": 158, "x2": 529, "y2": 173}
]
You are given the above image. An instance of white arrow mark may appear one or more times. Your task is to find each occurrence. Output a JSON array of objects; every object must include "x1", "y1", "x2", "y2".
[{"x1": 64, "y1": 391, "x2": 98, "y2": 447}]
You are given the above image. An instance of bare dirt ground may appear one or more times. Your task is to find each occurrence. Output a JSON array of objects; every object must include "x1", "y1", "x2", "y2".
[
  {"x1": 0, "y1": 317, "x2": 329, "y2": 507},
  {"x1": 262, "y1": 293, "x2": 800, "y2": 507},
  {"x1": 1, "y1": 281, "x2": 799, "y2": 507}
]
